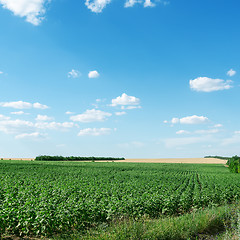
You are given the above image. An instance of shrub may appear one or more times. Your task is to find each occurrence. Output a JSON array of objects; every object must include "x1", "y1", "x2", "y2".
[
  {"x1": 35, "y1": 155, "x2": 125, "y2": 161},
  {"x1": 227, "y1": 155, "x2": 240, "y2": 173}
]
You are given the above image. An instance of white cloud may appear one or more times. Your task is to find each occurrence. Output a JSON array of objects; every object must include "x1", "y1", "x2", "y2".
[
  {"x1": 125, "y1": 0, "x2": 140, "y2": 7},
  {"x1": 111, "y1": 93, "x2": 140, "y2": 107},
  {"x1": 214, "y1": 124, "x2": 223, "y2": 128},
  {"x1": 0, "y1": 101, "x2": 49, "y2": 109},
  {"x1": 0, "y1": 116, "x2": 76, "y2": 137},
  {"x1": 11, "y1": 111, "x2": 29, "y2": 115},
  {"x1": 85, "y1": 0, "x2": 111, "y2": 13},
  {"x1": 78, "y1": 128, "x2": 111, "y2": 136},
  {"x1": 171, "y1": 118, "x2": 179, "y2": 124},
  {"x1": 171, "y1": 115, "x2": 209, "y2": 125},
  {"x1": 234, "y1": 131, "x2": 240, "y2": 134},
  {"x1": 144, "y1": 0, "x2": 155, "y2": 7},
  {"x1": 35, "y1": 114, "x2": 53, "y2": 121},
  {"x1": 88, "y1": 70, "x2": 100, "y2": 78},
  {"x1": 15, "y1": 132, "x2": 47, "y2": 140},
  {"x1": 0, "y1": 119, "x2": 34, "y2": 134},
  {"x1": 121, "y1": 105, "x2": 142, "y2": 110},
  {"x1": 189, "y1": 77, "x2": 233, "y2": 92},
  {"x1": 0, "y1": 101, "x2": 32, "y2": 109},
  {"x1": 0, "y1": 0, "x2": 49, "y2": 25},
  {"x1": 0, "y1": 114, "x2": 10, "y2": 120},
  {"x1": 35, "y1": 121, "x2": 75, "y2": 130},
  {"x1": 194, "y1": 129, "x2": 219, "y2": 134},
  {"x1": 115, "y1": 111, "x2": 126, "y2": 116},
  {"x1": 227, "y1": 69, "x2": 236, "y2": 77},
  {"x1": 33, "y1": 102, "x2": 49, "y2": 109},
  {"x1": 65, "y1": 111, "x2": 75, "y2": 115},
  {"x1": 70, "y1": 109, "x2": 112, "y2": 123},
  {"x1": 68, "y1": 69, "x2": 81, "y2": 78},
  {"x1": 163, "y1": 120, "x2": 168, "y2": 124},
  {"x1": 221, "y1": 134, "x2": 240, "y2": 146},
  {"x1": 125, "y1": 0, "x2": 159, "y2": 7},
  {"x1": 176, "y1": 130, "x2": 190, "y2": 135},
  {"x1": 176, "y1": 128, "x2": 219, "y2": 135},
  {"x1": 0, "y1": 71, "x2": 3, "y2": 74}
]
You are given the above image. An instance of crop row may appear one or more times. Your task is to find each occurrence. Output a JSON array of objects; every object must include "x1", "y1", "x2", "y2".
[{"x1": 0, "y1": 161, "x2": 239, "y2": 237}]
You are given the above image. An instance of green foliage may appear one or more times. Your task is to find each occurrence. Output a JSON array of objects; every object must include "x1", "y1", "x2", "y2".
[
  {"x1": 0, "y1": 161, "x2": 239, "y2": 237},
  {"x1": 227, "y1": 155, "x2": 240, "y2": 173},
  {"x1": 204, "y1": 156, "x2": 231, "y2": 160},
  {"x1": 79, "y1": 203, "x2": 240, "y2": 240},
  {"x1": 35, "y1": 155, "x2": 125, "y2": 161}
]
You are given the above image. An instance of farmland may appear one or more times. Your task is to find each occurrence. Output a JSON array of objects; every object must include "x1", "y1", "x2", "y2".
[{"x1": 0, "y1": 160, "x2": 239, "y2": 238}]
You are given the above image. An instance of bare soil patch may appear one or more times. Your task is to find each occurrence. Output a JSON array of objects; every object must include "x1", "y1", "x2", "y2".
[
  {"x1": 0, "y1": 158, "x2": 227, "y2": 164},
  {"x1": 1, "y1": 158, "x2": 34, "y2": 161},
  {"x1": 113, "y1": 158, "x2": 227, "y2": 164}
]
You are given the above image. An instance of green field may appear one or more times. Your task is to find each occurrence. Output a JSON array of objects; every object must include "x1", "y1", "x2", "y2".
[{"x1": 0, "y1": 160, "x2": 239, "y2": 238}]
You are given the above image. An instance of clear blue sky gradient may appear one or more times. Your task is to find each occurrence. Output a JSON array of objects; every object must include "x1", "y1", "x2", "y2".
[{"x1": 0, "y1": 0, "x2": 239, "y2": 158}]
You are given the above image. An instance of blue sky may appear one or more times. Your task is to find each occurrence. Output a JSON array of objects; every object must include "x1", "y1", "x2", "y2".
[{"x1": 0, "y1": 0, "x2": 240, "y2": 158}]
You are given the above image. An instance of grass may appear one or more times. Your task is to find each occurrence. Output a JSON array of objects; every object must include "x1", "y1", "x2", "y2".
[{"x1": 54, "y1": 203, "x2": 240, "y2": 240}]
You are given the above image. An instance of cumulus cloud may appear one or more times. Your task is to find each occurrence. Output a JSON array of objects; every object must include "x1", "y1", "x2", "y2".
[
  {"x1": 221, "y1": 133, "x2": 240, "y2": 146},
  {"x1": 85, "y1": 0, "x2": 110, "y2": 13},
  {"x1": 70, "y1": 109, "x2": 112, "y2": 122},
  {"x1": 111, "y1": 93, "x2": 140, "y2": 107},
  {"x1": 214, "y1": 124, "x2": 223, "y2": 128},
  {"x1": 65, "y1": 111, "x2": 75, "y2": 115},
  {"x1": 11, "y1": 111, "x2": 29, "y2": 115},
  {"x1": 194, "y1": 129, "x2": 220, "y2": 134},
  {"x1": 35, "y1": 121, "x2": 75, "y2": 130},
  {"x1": 125, "y1": 0, "x2": 165, "y2": 7},
  {"x1": 176, "y1": 128, "x2": 220, "y2": 135},
  {"x1": 121, "y1": 105, "x2": 142, "y2": 110},
  {"x1": 0, "y1": 101, "x2": 32, "y2": 109},
  {"x1": 176, "y1": 130, "x2": 190, "y2": 135},
  {"x1": 35, "y1": 114, "x2": 53, "y2": 121},
  {"x1": 88, "y1": 70, "x2": 100, "y2": 78},
  {"x1": 78, "y1": 127, "x2": 111, "y2": 136},
  {"x1": 115, "y1": 111, "x2": 126, "y2": 116},
  {"x1": 189, "y1": 77, "x2": 233, "y2": 92},
  {"x1": 68, "y1": 69, "x2": 81, "y2": 78},
  {"x1": 144, "y1": 0, "x2": 155, "y2": 7},
  {"x1": 0, "y1": 0, "x2": 49, "y2": 25},
  {"x1": 0, "y1": 101, "x2": 49, "y2": 109},
  {"x1": 0, "y1": 116, "x2": 76, "y2": 138},
  {"x1": 15, "y1": 132, "x2": 47, "y2": 140},
  {"x1": 125, "y1": 0, "x2": 140, "y2": 7},
  {"x1": 171, "y1": 115, "x2": 209, "y2": 125},
  {"x1": 0, "y1": 114, "x2": 10, "y2": 120},
  {"x1": 171, "y1": 118, "x2": 179, "y2": 124},
  {"x1": 33, "y1": 102, "x2": 49, "y2": 109},
  {"x1": 0, "y1": 119, "x2": 35, "y2": 134},
  {"x1": 227, "y1": 69, "x2": 236, "y2": 77}
]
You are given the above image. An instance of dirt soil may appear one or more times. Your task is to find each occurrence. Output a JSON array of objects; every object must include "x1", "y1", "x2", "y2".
[
  {"x1": 1, "y1": 158, "x2": 227, "y2": 164},
  {"x1": 113, "y1": 158, "x2": 227, "y2": 164}
]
